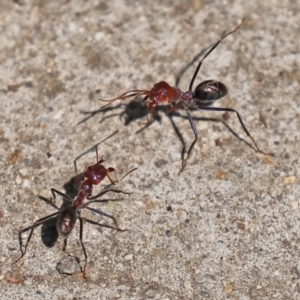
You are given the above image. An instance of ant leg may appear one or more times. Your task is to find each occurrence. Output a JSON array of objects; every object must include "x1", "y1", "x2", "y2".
[
  {"x1": 105, "y1": 173, "x2": 118, "y2": 185},
  {"x1": 198, "y1": 106, "x2": 274, "y2": 156},
  {"x1": 94, "y1": 130, "x2": 119, "y2": 161},
  {"x1": 15, "y1": 211, "x2": 61, "y2": 263},
  {"x1": 148, "y1": 109, "x2": 158, "y2": 124},
  {"x1": 116, "y1": 167, "x2": 138, "y2": 184},
  {"x1": 51, "y1": 188, "x2": 73, "y2": 204},
  {"x1": 135, "y1": 109, "x2": 157, "y2": 131},
  {"x1": 146, "y1": 111, "x2": 153, "y2": 124},
  {"x1": 84, "y1": 206, "x2": 126, "y2": 231},
  {"x1": 86, "y1": 188, "x2": 132, "y2": 201},
  {"x1": 180, "y1": 110, "x2": 198, "y2": 173},
  {"x1": 106, "y1": 167, "x2": 137, "y2": 186},
  {"x1": 63, "y1": 238, "x2": 68, "y2": 251},
  {"x1": 73, "y1": 130, "x2": 119, "y2": 175},
  {"x1": 138, "y1": 108, "x2": 156, "y2": 126},
  {"x1": 81, "y1": 217, "x2": 119, "y2": 231},
  {"x1": 189, "y1": 18, "x2": 245, "y2": 92},
  {"x1": 99, "y1": 90, "x2": 149, "y2": 110},
  {"x1": 78, "y1": 215, "x2": 88, "y2": 280},
  {"x1": 73, "y1": 173, "x2": 83, "y2": 192},
  {"x1": 166, "y1": 103, "x2": 182, "y2": 115}
]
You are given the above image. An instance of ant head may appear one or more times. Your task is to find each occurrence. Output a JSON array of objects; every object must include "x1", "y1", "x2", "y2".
[
  {"x1": 194, "y1": 80, "x2": 228, "y2": 106},
  {"x1": 146, "y1": 81, "x2": 179, "y2": 110},
  {"x1": 57, "y1": 207, "x2": 77, "y2": 236},
  {"x1": 84, "y1": 164, "x2": 115, "y2": 185}
]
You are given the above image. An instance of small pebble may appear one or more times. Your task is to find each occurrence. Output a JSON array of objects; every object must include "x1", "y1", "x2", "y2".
[
  {"x1": 15, "y1": 175, "x2": 22, "y2": 185},
  {"x1": 107, "y1": 200, "x2": 116, "y2": 209},
  {"x1": 184, "y1": 280, "x2": 192, "y2": 290},
  {"x1": 291, "y1": 201, "x2": 298, "y2": 210},
  {"x1": 6, "y1": 276, "x2": 22, "y2": 284},
  {"x1": 262, "y1": 156, "x2": 272, "y2": 164},
  {"x1": 142, "y1": 265, "x2": 151, "y2": 274},
  {"x1": 19, "y1": 168, "x2": 28, "y2": 176},
  {"x1": 24, "y1": 279, "x2": 31, "y2": 285},
  {"x1": 224, "y1": 283, "x2": 233, "y2": 293},
  {"x1": 145, "y1": 200, "x2": 154, "y2": 210},
  {"x1": 124, "y1": 253, "x2": 133, "y2": 261},
  {"x1": 284, "y1": 176, "x2": 296, "y2": 184},
  {"x1": 94, "y1": 31, "x2": 105, "y2": 41},
  {"x1": 37, "y1": 284, "x2": 45, "y2": 292},
  {"x1": 215, "y1": 170, "x2": 227, "y2": 180},
  {"x1": 53, "y1": 109, "x2": 64, "y2": 119},
  {"x1": 56, "y1": 256, "x2": 80, "y2": 275},
  {"x1": 297, "y1": 262, "x2": 300, "y2": 272},
  {"x1": 237, "y1": 222, "x2": 245, "y2": 230},
  {"x1": 155, "y1": 159, "x2": 167, "y2": 168},
  {"x1": 206, "y1": 283, "x2": 214, "y2": 289},
  {"x1": 22, "y1": 179, "x2": 31, "y2": 189},
  {"x1": 144, "y1": 286, "x2": 158, "y2": 298},
  {"x1": 165, "y1": 229, "x2": 172, "y2": 237}
]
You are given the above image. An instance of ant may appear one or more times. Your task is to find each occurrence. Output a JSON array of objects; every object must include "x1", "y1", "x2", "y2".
[
  {"x1": 15, "y1": 131, "x2": 137, "y2": 279},
  {"x1": 98, "y1": 18, "x2": 273, "y2": 172}
]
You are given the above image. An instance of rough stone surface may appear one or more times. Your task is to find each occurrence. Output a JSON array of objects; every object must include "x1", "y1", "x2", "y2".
[{"x1": 0, "y1": 1, "x2": 299, "y2": 299}]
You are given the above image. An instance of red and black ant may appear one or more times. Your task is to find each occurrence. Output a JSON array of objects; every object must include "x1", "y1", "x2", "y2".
[
  {"x1": 15, "y1": 131, "x2": 137, "y2": 279},
  {"x1": 98, "y1": 19, "x2": 273, "y2": 172}
]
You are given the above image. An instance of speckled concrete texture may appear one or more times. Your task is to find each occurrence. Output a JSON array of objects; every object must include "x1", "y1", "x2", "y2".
[{"x1": 0, "y1": 0, "x2": 299, "y2": 299}]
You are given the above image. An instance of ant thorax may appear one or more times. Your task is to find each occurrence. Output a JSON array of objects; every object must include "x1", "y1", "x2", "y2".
[
  {"x1": 145, "y1": 81, "x2": 182, "y2": 109},
  {"x1": 180, "y1": 91, "x2": 194, "y2": 106}
]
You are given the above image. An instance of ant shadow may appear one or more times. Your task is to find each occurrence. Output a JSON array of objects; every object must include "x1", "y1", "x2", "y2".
[
  {"x1": 79, "y1": 99, "x2": 256, "y2": 163},
  {"x1": 18, "y1": 174, "x2": 126, "y2": 251},
  {"x1": 78, "y1": 45, "x2": 211, "y2": 127},
  {"x1": 78, "y1": 44, "x2": 256, "y2": 164},
  {"x1": 78, "y1": 100, "x2": 160, "y2": 127},
  {"x1": 170, "y1": 113, "x2": 257, "y2": 161}
]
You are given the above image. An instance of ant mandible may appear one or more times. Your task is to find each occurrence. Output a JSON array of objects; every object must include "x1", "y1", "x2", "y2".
[
  {"x1": 99, "y1": 18, "x2": 273, "y2": 172},
  {"x1": 15, "y1": 130, "x2": 137, "y2": 279}
]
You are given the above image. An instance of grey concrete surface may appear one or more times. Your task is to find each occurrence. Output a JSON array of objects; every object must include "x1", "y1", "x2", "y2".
[{"x1": 0, "y1": 0, "x2": 299, "y2": 299}]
